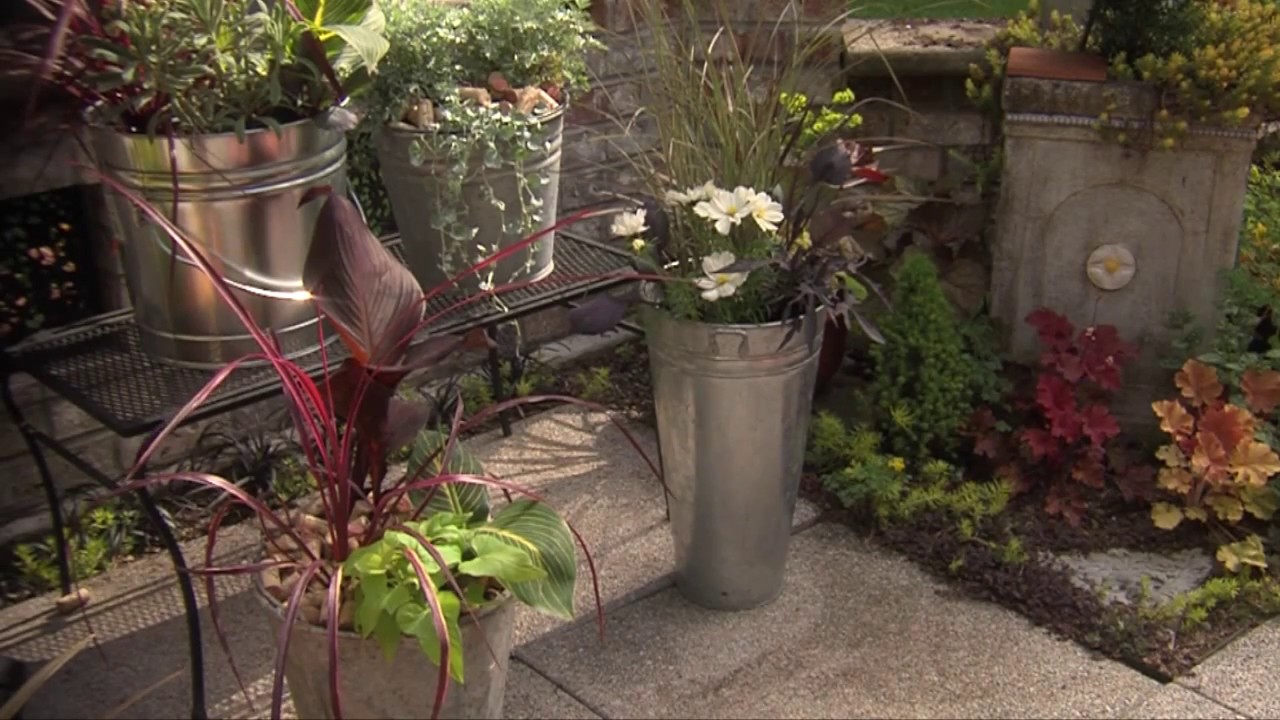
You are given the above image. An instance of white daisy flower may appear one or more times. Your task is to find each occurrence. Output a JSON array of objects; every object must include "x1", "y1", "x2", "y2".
[
  {"x1": 694, "y1": 187, "x2": 754, "y2": 236},
  {"x1": 694, "y1": 251, "x2": 750, "y2": 302},
  {"x1": 665, "y1": 181, "x2": 717, "y2": 205},
  {"x1": 610, "y1": 208, "x2": 649, "y2": 238},
  {"x1": 747, "y1": 191, "x2": 784, "y2": 233}
]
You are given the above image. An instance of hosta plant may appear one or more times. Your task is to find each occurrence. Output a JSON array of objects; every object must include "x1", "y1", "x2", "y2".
[
  {"x1": 93, "y1": 171, "x2": 658, "y2": 718},
  {"x1": 1150, "y1": 359, "x2": 1280, "y2": 572}
]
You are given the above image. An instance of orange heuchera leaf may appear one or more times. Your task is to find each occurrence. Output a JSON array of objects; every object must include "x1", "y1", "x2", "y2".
[
  {"x1": 1157, "y1": 466, "x2": 1194, "y2": 494},
  {"x1": 1198, "y1": 404, "x2": 1255, "y2": 456},
  {"x1": 1191, "y1": 430, "x2": 1231, "y2": 483},
  {"x1": 1229, "y1": 440, "x2": 1280, "y2": 487},
  {"x1": 1152, "y1": 400, "x2": 1194, "y2": 437},
  {"x1": 1242, "y1": 368, "x2": 1280, "y2": 415},
  {"x1": 1176, "y1": 360, "x2": 1224, "y2": 407}
]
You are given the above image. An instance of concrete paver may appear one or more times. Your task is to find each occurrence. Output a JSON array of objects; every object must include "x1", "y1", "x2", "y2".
[
  {"x1": 518, "y1": 523, "x2": 1159, "y2": 720},
  {"x1": 1125, "y1": 684, "x2": 1246, "y2": 719},
  {"x1": 1176, "y1": 618, "x2": 1280, "y2": 719}
]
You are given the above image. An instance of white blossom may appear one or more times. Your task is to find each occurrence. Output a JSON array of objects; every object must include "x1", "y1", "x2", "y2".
[
  {"x1": 747, "y1": 191, "x2": 784, "y2": 233},
  {"x1": 664, "y1": 181, "x2": 717, "y2": 205},
  {"x1": 610, "y1": 208, "x2": 649, "y2": 238},
  {"x1": 694, "y1": 251, "x2": 750, "y2": 302},
  {"x1": 693, "y1": 187, "x2": 755, "y2": 236}
]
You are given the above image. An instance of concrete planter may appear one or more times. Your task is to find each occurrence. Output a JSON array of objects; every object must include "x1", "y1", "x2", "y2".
[
  {"x1": 255, "y1": 579, "x2": 517, "y2": 719},
  {"x1": 992, "y1": 75, "x2": 1260, "y2": 426}
]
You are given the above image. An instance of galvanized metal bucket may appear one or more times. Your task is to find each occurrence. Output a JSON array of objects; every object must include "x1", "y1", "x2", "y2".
[
  {"x1": 256, "y1": 579, "x2": 517, "y2": 719},
  {"x1": 89, "y1": 117, "x2": 347, "y2": 368},
  {"x1": 374, "y1": 108, "x2": 563, "y2": 290},
  {"x1": 644, "y1": 308, "x2": 826, "y2": 610}
]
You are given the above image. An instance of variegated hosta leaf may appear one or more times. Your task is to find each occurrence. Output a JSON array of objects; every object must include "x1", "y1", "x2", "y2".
[
  {"x1": 407, "y1": 430, "x2": 491, "y2": 523},
  {"x1": 479, "y1": 500, "x2": 577, "y2": 620}
]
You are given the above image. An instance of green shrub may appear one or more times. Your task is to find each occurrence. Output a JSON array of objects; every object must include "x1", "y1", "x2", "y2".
[{"x1": 870, "y1": 253, "x2": 974, "y2": 463}]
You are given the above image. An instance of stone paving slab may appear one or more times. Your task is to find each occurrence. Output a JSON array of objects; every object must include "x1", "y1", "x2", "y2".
[
  {"x1": 1176, "y1": 618, "x2": 1280, "y2": 719},
  {"x1": 1125, "y1": 684, "x2": 1247, "y2": 719},
  {"x1": 469, "y1": 408, "x2": 819, "y2": 647},
  {"x1": 518, "y1": 523, "x2": 1160, "y2": 720}
]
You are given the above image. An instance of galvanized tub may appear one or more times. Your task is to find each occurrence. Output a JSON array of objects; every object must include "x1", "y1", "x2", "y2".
[
  {"x1": 374, "y1": 108, "x2": 563, "y2": 290},
  {"x1": 645, "y1": 308, "x2": 825, "y2": 610},
  {"x1": 256, "y1": 580, "x2": 517, "y2": 719},
  {"x1": 89, "y1": 117, "x2": 346, "y2": 368}
]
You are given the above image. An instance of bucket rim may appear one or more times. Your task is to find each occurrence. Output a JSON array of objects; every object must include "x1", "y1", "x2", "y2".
[
  {"x1": 642, "y1": 305, "x2": 827, "y2": 333},
  {"x1": 84, "y1": 112, "x2": 337, "y2": 144},
  {"x1": 377, "y1": 103, "x2": 567, "y2": 140}
]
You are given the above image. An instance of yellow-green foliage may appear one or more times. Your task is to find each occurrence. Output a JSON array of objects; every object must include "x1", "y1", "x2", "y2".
[
  {"x1": 780, "y1": 88, "x2": 863, "y2": 153},
  {"x1": 1109, "y1": 0, "x2": 1280, "y2": 148},
  {"x1": 966, "y1": 0, "x2": 1084, "y2": 114},
  {"x1": 870, "y1": 253, "x2": 974, "y2": 463},
  {"x1": 811, "y1": 412, "x2": 1014, "y2": 533},
  {"x1": 1138, "y1": 574, "x2": 1280, "y2": 631}
]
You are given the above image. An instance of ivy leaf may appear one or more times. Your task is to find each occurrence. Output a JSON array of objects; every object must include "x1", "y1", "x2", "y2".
[
  {"x1": 1216, "y1": 535, "x2": 1268, "y2": 573},
  {"x1": 395, "y1": 594, "x2": 464, "y2": 683},
  {"x1": 1151, "y1": 501, "x2": 1185, "y2": 530},
  {"x1": 1153, "y1": 400, "x2": 1194, "y2": 437},
  {"x1": 1036, "y1": 373, "x2": 1080, "y2": 441},
  {"x1": 1185, "y1": 506, "x2": 1208, "y2": 522},
  {"x1": 1176, "y1": 360, "x2": 1224, "y2": 407},
  {"x1": 1241, "y1": 368, "x2": 1280, "y2": 415},
  {"x1": 1229, "y1": 440, "x2": 1280, "y2": 486},
  {"x1": 1071, "y1": 454, "x2": 1106, "y2": 489},
  {"x1": 458, "y1": 534, "x2": 548, "y2": 584}
]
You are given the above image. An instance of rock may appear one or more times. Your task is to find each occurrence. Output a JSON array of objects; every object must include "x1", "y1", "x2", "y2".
[
  {"x1": 54, "y1": 588, "x2": 90, "y2": 614},
  {"x1": 1049, "y1": 548, "x2": 1217, "y2": 606},
  {"x1": 261, "y1": 568, "x2": 288, "y2": 602},
  {"x1": 513, "y1": 86, "x2": 558, "y2": 115},
  {"x1": 458, "y1": 87, "x2": 492, "y2": 106}
]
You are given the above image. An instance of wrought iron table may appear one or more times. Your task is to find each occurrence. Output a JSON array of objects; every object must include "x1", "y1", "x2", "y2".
[{"x1": 0, "y1": 231, "x2": 632, "y2": 719}]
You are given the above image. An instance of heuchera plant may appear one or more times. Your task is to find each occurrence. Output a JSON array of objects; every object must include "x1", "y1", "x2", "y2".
[
  {"x1": 92, "y1": 176, "x2": 661, "y2": 719},
  {"x1": 1151, "y1": 359, "x2": 1280, "y2": 572},
  {"x1": 970, "y1": 308, "x2": 1147, "y2": 526}
]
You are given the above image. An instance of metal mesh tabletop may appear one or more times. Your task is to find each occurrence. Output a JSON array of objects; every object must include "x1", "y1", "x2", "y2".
[{"x1": 3, "y1": 232, "x2": 633, "y2": 436}]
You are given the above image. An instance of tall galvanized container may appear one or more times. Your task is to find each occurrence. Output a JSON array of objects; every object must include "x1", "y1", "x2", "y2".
[{"x1": 644, "y1": 308, "x2": 825, "y2": 610}]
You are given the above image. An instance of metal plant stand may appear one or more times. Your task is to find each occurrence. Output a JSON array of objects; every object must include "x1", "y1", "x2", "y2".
[{"x1": 0, "y1": 232, "x2": 632, "y2": 719}]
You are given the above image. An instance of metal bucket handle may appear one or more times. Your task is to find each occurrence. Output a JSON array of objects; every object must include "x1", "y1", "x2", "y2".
[
  {"x1": 137, "y1": 184, "x2": 368, "y2": 301},
  {"x1": 709, "y1": 328, "x2": 751, "y2": 359}
]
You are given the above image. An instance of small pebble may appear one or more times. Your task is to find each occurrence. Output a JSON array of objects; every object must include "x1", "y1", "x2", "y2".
[{"x1": 55, "y1": 588, "x2": 91, "y2": 614}]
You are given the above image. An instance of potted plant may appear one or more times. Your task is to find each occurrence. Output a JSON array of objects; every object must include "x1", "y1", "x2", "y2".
[
  {"x1": 570, "y1": 0, "x2": 896, "y2": 611},
  {"x1": 15, "y1": 0, "x2": 389, "y2": 367},
  {"x1": 364, "y1": 0, "x2": 603, "y2": 290},
  {"x1": 96, "y1": 174, "x2": 660, "y2": 718}
]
